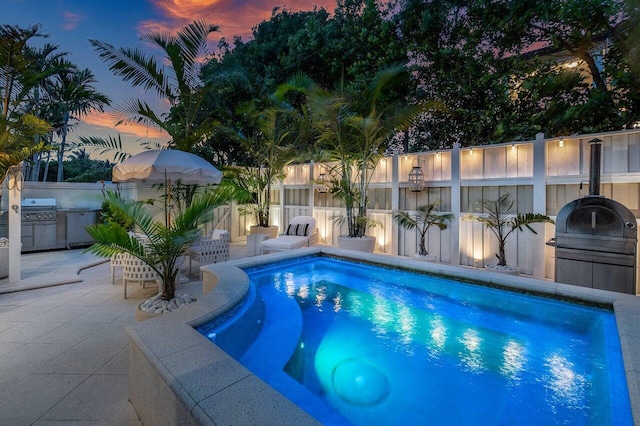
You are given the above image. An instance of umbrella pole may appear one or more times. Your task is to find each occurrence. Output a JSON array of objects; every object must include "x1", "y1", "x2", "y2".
[{"x1": 165, "y1": 176, "x2": 171, "y2": 227}]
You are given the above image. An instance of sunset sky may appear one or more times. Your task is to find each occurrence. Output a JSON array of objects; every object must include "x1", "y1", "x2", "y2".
[{"x1": 4, "y1": 0, "x2": 337, "y2": 158}]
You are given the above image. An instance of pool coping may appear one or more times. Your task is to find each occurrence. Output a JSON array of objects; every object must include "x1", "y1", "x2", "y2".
[{"x1": 125, "y1": 246, "x2": 640, "y2": 425}]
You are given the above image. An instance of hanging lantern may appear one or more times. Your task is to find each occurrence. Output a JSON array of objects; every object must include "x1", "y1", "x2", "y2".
[
  {"x1": 315, "y1": 173, "x2": 329, "y2": 193},
  {"x1": 408, "y1": 162, "x2": 425, "y2": 192}
]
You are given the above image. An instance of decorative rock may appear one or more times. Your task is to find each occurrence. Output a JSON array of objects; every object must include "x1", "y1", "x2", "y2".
[{"x1": 138, "y1": 293, "x2": 198, "y2": 314}]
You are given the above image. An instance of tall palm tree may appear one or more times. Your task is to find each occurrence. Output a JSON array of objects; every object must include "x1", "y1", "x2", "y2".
[
  {"x1": 42, "y1": 65, "x2": 110, "y2": 181},
  {"x1": 305, "y1": 66, "x2": 424, "y2": 237},
  {"x1": 89, "y1": 20, "x2": 219, "y2": 152},
  {"x1": 224, "y1": 101, "x2": 298, "y2": 227},
  {"x1": 20, "y1": 44, "x2": 72, "y2": 181}
]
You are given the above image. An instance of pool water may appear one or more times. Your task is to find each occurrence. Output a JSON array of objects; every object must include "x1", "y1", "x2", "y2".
[{"x1": 197, "y1": 256, "x2": 632, "y2": 425}]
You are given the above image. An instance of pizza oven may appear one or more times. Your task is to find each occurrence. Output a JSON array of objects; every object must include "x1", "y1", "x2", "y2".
[{"x1": 553, "y1": 139, "x2": 637, "y2": 294}]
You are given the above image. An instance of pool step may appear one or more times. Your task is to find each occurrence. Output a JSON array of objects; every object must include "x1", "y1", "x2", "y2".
[{"x1": 240, "y1": 288, "x2": 303, "y2": 374}]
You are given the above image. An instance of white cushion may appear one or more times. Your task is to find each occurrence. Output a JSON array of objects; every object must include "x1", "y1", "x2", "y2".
[
  {"x1": 285, "y1": 216, "x2": 316, "y2": 236},
  {"x1": 260, "y1": 235, "x2": 309, "y2": 251}
]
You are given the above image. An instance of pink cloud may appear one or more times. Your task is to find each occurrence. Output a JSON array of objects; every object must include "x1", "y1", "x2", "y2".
[
  {"x1": 83, "y1": 111, "x2": 169, "y2": 139},
  {"x1": 61, "y1": 11, "x2": 84, "y2": 30}
]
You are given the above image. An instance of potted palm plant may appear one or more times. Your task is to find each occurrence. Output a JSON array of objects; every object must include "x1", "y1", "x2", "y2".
[
  {"x1": 394, "y1": 202, "x2": 453, "y2": 261},
  {"x1": 465, "y1": 193, "x2": 554, "y2": 274},
  {"x1": 308, "y1": 66, "x2": 423, "y2": 252},
  {"x1": 85, "y1": 189, "x2": 230, "y2": 317},
  {"x1": 223, "y1": 104, "x2": 297, "y2": 239}
]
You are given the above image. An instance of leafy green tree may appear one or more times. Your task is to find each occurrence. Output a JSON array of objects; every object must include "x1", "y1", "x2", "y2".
[
  {"x1": 0, "y1": 114, "x2": 51, "y2": 178},
  {"x1": 200, "y1": 2, "x2": 415, "y2": 161},
  {"x1": 89, "y1": 20, "x2": 219, "y2": 153},
  {"x1": 0, "y1": 24, "x2": 57, "y2": 177}
]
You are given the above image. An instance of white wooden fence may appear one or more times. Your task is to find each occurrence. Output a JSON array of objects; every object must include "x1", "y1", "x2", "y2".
[
  {"x1": 9, "y1": 129, "x2": 639, "y2": 290},
  {"x1": 261, "y1": 130, "x2": 640, "y2": 289}
]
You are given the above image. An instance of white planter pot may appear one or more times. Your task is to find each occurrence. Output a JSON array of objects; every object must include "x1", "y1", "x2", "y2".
[
  {"x1": 413, "y1": 253, "x2": 438, "y2": 262},
  {"x1": 249, "y1": 225, "x2": 279, "y2": 240},
  {"x1": 484, "y1": 264, "x2": 520, "y2": 276},
  {"x1": 135, "y1": 302, "x2": 163, "y2": 322},
  {"x1": 337, "y1": 236, "x2": 376, "y2": 253}
]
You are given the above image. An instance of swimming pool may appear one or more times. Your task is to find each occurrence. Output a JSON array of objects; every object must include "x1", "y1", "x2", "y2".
[{"x1": 197, "y1": 255, "x2": 632, "y2": 425}]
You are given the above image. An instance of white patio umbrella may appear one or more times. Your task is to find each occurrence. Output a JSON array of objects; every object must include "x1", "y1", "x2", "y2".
[
  {"x1": 112, "y1": 149, "x2": 222, "y2": 185},
  {"x1": 112, "y1": 149, "x2": 223, "y2": 227}
]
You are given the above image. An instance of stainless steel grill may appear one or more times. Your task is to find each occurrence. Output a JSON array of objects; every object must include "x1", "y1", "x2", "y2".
[
  {"x1": 21, "y1": 198, "x2": 65, "y2": 252},
  {"x1": 553, "y1": 140, "x2": 638, "y2": 294}
]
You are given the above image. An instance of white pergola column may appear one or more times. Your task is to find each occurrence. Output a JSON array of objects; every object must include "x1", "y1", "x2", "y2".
[{"x1": 7, "y1": 165, "x2": 22, "y2": 283}]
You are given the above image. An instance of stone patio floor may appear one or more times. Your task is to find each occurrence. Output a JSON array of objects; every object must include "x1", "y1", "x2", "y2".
[{"x1": 0, "y1": 244, "x2": 249, "y2": 425}]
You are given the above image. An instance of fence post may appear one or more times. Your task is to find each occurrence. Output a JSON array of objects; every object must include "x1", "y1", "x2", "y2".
[
  {"x1": 309, "y1": 162, "x2": 315, "y2": 220},
  {"x1": 391, "y1": 154, "x2": 399, "y2": 255},
  {"x1": 450, "y1": 143, "x2": 461, "y2": 266},
  {"x1": 532, "y1": 133, "x2": 547, "y2": 278}
]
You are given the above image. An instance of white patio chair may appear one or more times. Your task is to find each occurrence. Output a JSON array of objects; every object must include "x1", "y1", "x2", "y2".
[
  {"x1": 121, "y1": 253, "x2": 161, "y2": 299},
  {"x1": 110, "y1": 253, "x2": 126, "y2": 285},
  {"x1": 259, "y1": 216, "x2": 318, "y2": 254},
  {"x1": 188, "y1": 229, "x2": 230, "y2": 280}
]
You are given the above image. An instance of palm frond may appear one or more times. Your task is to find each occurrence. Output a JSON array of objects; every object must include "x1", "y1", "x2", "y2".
[
  {"x1": 89, "y1": 39, "x2": 172, "y2": 99},
  {"x1": 176, "y1": 20, "x2": 219, "y2": 66},
  {"x1": 77, "y1": 134, "x2": 131, "y2": 163}
]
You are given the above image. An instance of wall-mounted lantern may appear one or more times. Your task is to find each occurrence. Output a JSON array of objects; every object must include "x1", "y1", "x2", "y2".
[
  {"x1": 408, "y1": 159, "x2": 425, "y2": 192},
  {"x1": 315, "y1": 172, "x2": 329, "y2": 193}
]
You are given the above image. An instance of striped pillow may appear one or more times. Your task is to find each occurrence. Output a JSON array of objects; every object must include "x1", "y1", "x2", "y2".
[
  {"x1": 285, "y1": 224, "x2": 299, "y2": 235},
  {"x1": 296, "y1": 223, "x2": 309, "y2": 236}
]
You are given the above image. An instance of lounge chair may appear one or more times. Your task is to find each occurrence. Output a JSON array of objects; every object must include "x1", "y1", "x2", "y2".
[
  {"x1": 260, "y1": 216, "x2": 318, "y2": 254},
  {"x1": 188, "y1": 229, "x2": 230, "y2": 279}
]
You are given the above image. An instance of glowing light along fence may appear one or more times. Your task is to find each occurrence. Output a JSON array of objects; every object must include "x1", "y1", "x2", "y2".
[{"x1": 259, "y1": 130, "x2": 640, "y2": 286}]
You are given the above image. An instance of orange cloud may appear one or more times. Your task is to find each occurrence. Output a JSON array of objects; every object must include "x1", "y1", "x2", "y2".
[
  {"x1": 61, "y1": 11, "x2": 84, "y2": 30},
  {"x1": 145, "y1": 0, "x2": 337, "y2": 45},
  {"x1": 82, "y1": 111, "x2": 169, "y2": 139}
]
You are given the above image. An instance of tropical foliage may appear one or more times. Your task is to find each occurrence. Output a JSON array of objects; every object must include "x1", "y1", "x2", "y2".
[
  {"x1": 0, "y1": 24, "x2": 57, "y2": 178},
  {"x1": 85, "y1": 189, "x2": 231, "y2": 300},
  {"x1": 200, "y1": 0, "x2": 638, "y2": 154},
  {"x1": 89, "y1": 20, "x2": 219, "y2": 153},
  {"x1": 465, "y1": 194, "x2": 554, "y2": 267},
  {"x1": 394, "y1": 202, "x2": 453, "y2": 257},
  {"x1": 305, "y1": 66, "x2": 424, "y2": 237}
]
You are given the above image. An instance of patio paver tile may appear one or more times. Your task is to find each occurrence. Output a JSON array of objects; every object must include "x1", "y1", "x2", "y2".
[
  {"x1": 0, "y1": 342, "x2": 73, "y2": 374},
  {"x1": 0, "y1": 320, "x2": 64, "y2": 343},
  {"x1": 94, "y1": 346, "x2": 129, "y2": 375},
  {"x1": 40, "y1": 374, "x2": 134, "y2": 422},
  {"x1": 0, "y1": 373, "x2": 87, "y2": 424},
  {"x1": 37, "y1": 335, "x2": 128, "y2": 375}
]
